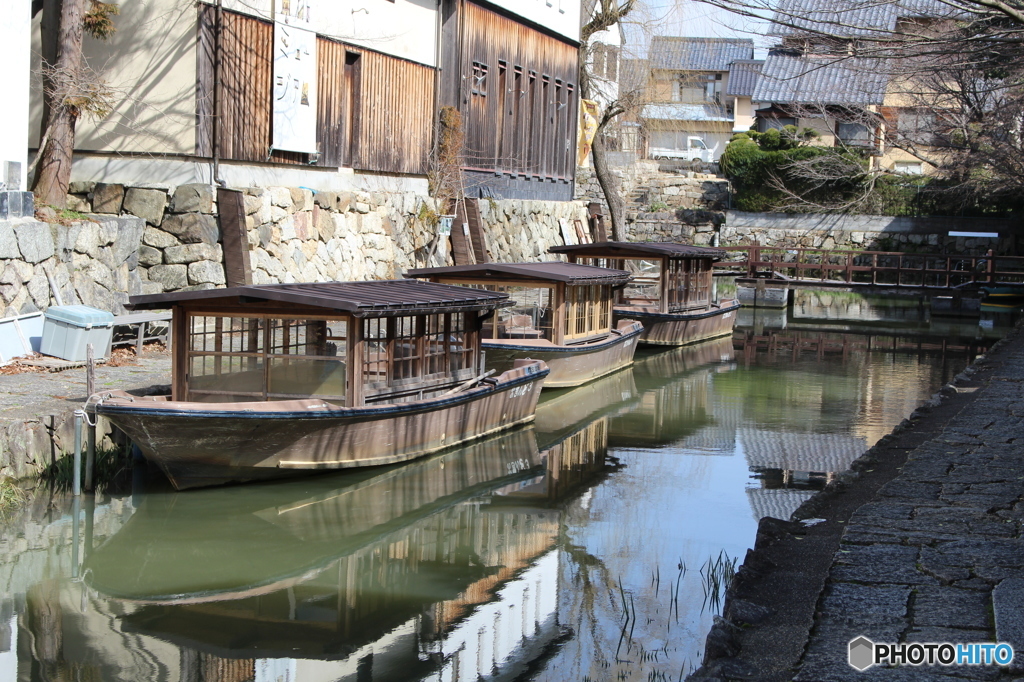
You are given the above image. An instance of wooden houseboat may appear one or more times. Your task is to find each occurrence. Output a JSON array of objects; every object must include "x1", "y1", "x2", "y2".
[
  {"x1": 94, "y1": 280, "x2": 549, "y2": 490},
  {"x1": 406, "y1": 262, "x2": 643, "y2": 388},
  {"x1": 549, "y1": 242, "x2": 740, "y2": 346}
]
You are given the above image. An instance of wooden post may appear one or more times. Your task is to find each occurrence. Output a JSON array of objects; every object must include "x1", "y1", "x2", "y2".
[
  {"x1": 85, "y1": 344, "x2": 94, "y2": 397},
  {"x1": 872, "y1": 254, "x2": 878, "y2": 285},
  {"x1": 85, "y1": 342, "x2": 95, "y2": 493},
  {"x1": 986, "y1": 249, "x2": 995, "y2": 284}
]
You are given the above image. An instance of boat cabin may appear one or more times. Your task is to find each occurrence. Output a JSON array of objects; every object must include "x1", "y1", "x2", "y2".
[
  {"x1": 405, "y1": 262, "x2": 632, "y2": 345},
  {"x1": 548, "y1": 242, "x2": 724, "y2": 314},
  {"x1": 125, "y1": 280, "x2": 509, "y2": 406}
]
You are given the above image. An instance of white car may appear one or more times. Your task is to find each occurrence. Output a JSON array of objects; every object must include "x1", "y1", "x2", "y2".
[{"x1": 650, "y1": 137, "x2": 714, "y2": 163}]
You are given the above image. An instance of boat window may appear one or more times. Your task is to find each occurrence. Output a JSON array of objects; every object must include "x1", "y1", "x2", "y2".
[
  {"x1": 666, "y1": 258, "x2": 713, "y2": 312},
  {"x1": 475, "y1": 285, "x2": 554, "y2": 342},
  {"x1": 565, "y1": 284, "x2": 612, "y2": 340},
  {"x1": 185, "y1": 315, "x2": 348, "y2": 402},
  {"x1": 362, "y1": 313, "x2": 477, "y2": 399},
  {"x1": 619, "y1": 259, "x2": 661, "y2": 306}
]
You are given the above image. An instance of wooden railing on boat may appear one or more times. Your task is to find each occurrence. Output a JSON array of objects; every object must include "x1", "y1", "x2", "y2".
[{"x1": 714, "y1": 246, "x2": 1024, "y2": 289}]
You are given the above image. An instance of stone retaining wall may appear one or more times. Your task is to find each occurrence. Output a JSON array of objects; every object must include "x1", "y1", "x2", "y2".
[{"x1": 1, "y1": 184, "x2": 587, "y2": 319}]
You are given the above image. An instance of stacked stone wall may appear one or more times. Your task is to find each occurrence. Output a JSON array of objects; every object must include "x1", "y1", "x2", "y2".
[{"x1": 1, "y1": 183, "x2": 587, "y2": 319}]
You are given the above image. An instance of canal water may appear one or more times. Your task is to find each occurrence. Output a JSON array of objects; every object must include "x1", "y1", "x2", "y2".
[{"x1": 0, "y1": 293, "x2": 1012, "y2": 682}]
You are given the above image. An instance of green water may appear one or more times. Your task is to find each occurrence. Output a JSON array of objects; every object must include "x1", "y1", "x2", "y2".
[{"x1": 0, "y1": 297, "x2": 1009, "y2": 681}]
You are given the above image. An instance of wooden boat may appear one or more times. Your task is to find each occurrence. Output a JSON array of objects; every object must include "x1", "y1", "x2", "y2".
[
  {"x1": 406, "y1": 262, "x2": 643, "y2": 388},
  {"x1": 550, "y1": 242, "x2": 740, "y2": 346},
  {"x1": 93, "y1": 280, "x2": 549, "y2": 489}
]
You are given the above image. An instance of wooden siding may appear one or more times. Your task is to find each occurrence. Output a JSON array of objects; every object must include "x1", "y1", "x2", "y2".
[
  {"x1": 196, "y1": 5, "x2": 433, "y2": 174},
  {"x1": 456, "y1": 1, "x2": 579, "y2": 193}
]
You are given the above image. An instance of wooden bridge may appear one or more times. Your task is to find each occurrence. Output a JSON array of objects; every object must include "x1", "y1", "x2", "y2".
[{"x1": 713, "y1": 246, "x2": 1024, "y2": 291}]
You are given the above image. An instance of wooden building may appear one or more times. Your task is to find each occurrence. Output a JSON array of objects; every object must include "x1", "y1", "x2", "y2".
[
  {"x1": 29, "y1": 0, "x2": 581, "y2": 199},
  {"x1": 440, "y1": 0, "x2": 582, "y2": 201}
]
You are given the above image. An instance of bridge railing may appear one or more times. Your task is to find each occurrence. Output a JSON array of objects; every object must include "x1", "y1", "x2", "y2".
[{"x1": 713, "y1": 246, "x2": 1024, "y2": 288}]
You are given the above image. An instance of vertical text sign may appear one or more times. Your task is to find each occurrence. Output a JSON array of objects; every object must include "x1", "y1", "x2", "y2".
[{"x1": 273, "y1": 0, "x2": 317, "y2": 154}]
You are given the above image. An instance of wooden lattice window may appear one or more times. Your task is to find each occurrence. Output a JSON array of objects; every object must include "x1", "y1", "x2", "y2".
[
  {"x1": 666, "y1": 259, "x2": 712, "y2": 312},
  {"x1": 186, "y1": 314, "x2": 347, "y2": 402},
  {"x1": 565, "y1": 285, "x2": 612, "y2": 341}
]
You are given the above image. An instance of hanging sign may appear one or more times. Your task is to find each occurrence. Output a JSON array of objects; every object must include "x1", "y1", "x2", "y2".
[{"x1": 273, "y1": 0, "x2": 317, "y2": 154}]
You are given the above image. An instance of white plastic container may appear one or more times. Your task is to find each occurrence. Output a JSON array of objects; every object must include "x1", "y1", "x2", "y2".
[{"x1": 40, "y1": 305, "x2": 114, "y2": 362}]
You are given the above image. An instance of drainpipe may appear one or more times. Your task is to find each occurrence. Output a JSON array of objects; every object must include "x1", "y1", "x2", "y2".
[{"x1": 211, "y1": 0, "x2": 227, "y2": 187}]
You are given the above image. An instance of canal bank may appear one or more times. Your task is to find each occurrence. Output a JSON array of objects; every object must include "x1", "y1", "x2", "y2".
[{"x1": 691, "y1": 320, "x2": 1024, "y2": 681}]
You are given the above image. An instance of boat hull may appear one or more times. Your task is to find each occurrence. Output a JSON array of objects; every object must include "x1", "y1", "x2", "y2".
[
  {"x1": 615, "y1": 300, "x2": 740, "y2": 346},
  {"x1": 483, "y1": 321, "x2": 643, "y2": 388},
  {"x1": 96, "y1": 361, "x2": 549, "y2": 490}
]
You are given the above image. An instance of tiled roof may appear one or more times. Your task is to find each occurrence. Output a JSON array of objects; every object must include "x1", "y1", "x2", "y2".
[
  {"x1": 747, "y1": 487, "x2": 815, "y2": 522},
  {"x1": 649, "y1": 37, "x2": 754, "y2": 72},
  {"x1": 128, "y1": 280, "x2": 510, "y2": 317},
  {"x1": 550, "y1": 242, "x2": 728, "y2": 261},
  {"x1": 768, "y1": 0, "x2": 961, "y2": 38},
  {"x1": 751, "y1": 51, "x2": 889, "y2": 105},
  {"x1": 406, "y1": 262, "x2": 632, "y2": 286},
  {"x1": 726, "y1": 60, "x2": 764, "y2": 97},
  {"x1": 641, "y1": 103, "x2": 734, "y2": 122},
  {"x1": 740, "y1": 427, "x2": 868, "y2": 473}
]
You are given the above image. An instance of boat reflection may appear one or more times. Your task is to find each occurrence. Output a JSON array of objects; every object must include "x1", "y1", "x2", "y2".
[
  {"x1": 607, "y1": 336, "x2": 736, "y2": 448},
  {"x1": 68, "y1": 421, "x2": 613, "y2": 680}
]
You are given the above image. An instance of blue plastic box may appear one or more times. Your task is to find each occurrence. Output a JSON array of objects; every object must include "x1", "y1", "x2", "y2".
[{"x1": 40, "y1": 305, "x2": 114, "y2": 362}]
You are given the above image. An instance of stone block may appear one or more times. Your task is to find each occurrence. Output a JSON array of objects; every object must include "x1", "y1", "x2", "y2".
[
  {"x1": 314, "y1": 191, "x2": 338, "y2": 210},
  {"x1": 143, "y1": 226, "x2": 181, "y2": 249},
  {"x1": 162, "y1": 213, "x2": 219, "y2": 244},
  {"x1": 164, "y1": 242, "x2": 223, "y2": 264},
  {"x1": 336, "y1": 191, "x2": 354, "y2": 213},
  {"x1": 290, "y1": 187, "x2": 313, "y2": 212},
  {"x1": 172, "y1": 183, "x2": 215, "y2": 213},
  {"x1": 354, "y1": 202, "x2": 370, "y2": 214},
  {"x1": 269, "y1": 186, "x2": 292, "y2": 208},
  {"x1": 243, "y1": 194, "x2": 262, "y2": 215},
  {"x1": 68, "y1": 181, "x2": 96, "y2": 195},
  {"x1": 139, "y1": 280, "x2": 164, "y2": 295},
  {"x1": 147, "y1": 264, "x2": 188, "y2": 290},
  {"x1": 123, "y1": 188, "x2": 168, "y2": 226},
  {"x1": 92, "y1": 183, "x2": 125, "y2": 214},
  {"x1": 14, "y1": 222, "x2": 55, "y2": 263},
  {"x1": 293, "y1": 211, "x2": 310, "y2": 240},
  {"x1": 0, "y1": 191, "x2": 35, "y2": 219},
  {"x1": 993, "y1": 577, "x2": 1024, "y2": 671},
  {"x1": 188, "y1": 260, "x2": 226, "y2": 285},
  {"x1": 138, "y1": 245, "x2": 162, "y2": 266},
  {"x1": 0, "y1": 222, "x2": 19, "y2": 259},
  {"x1": 66, "y1": 194, "x2": 90, "y2": 213}
]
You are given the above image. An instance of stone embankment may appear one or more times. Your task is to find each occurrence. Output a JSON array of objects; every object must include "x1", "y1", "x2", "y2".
[
  {"x1": 691, "y1": 323, "x2": 1024, "y2": 681},
  {"x1": 1, "y1": 183, "x2": 586, "y2": 318}
]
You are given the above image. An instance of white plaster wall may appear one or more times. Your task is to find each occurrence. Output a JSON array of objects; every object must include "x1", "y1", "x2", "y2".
[
  {"x1": 486, "y1": 0, "x2": 580, "y2": 42},
  {"x1": 219, "y1": 0, "x2": 439, "y2": 67},
  {"x1": 1, "y1": 0, "x2": 31, "y2": 190},
  {"x1": 29, "y1": 0, "x2": 199, "y2": 155},
  {"x1": 69, "y1": 156, "x2": 430, "y2": 194}
]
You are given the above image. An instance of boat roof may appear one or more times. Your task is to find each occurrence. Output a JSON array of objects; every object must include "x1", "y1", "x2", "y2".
[
  {"x1": 126, "y1": 280, "x2": 510, "y2": 317},
  {"x1": 549, "y1": 242, "x2": 726, "y2": 261},
  {"x1": 405, "y1": 261, "x2": 632, "y2": 286}
]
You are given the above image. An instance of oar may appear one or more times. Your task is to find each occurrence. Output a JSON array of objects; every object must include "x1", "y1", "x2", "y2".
[{"x1": 438, "y1": 369, "x2": 496, "y2": 397}]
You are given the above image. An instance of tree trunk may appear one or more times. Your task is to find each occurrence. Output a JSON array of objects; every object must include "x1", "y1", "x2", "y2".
[
  {"x1": 31, "y1": 0, "x2": 86, "y2": 209},
  {"x1": 591, "y1": 130, "x2": 626, "y2": 240}
]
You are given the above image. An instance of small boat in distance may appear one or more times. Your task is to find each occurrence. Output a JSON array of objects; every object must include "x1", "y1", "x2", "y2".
[
  {"x1": 94, "y1": 280, "x2": 549, "y2": 490},
  {"x1": 406, "y1": 262, "x2": 643, "y2": 388},
  {"x1": 549, "y1": 242, "x2": 740, "y2": 346}
]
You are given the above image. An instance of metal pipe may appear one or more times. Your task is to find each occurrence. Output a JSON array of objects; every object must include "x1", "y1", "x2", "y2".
[
  {"x1": 71, "y1": 495, "x2": 81, "y2": 578},
  {"x1": 73, "y1": 409, "x2": 83, "y2": 496},
  {"x1": 212, "y1": 0, "x2": 227, "y2": 187}
]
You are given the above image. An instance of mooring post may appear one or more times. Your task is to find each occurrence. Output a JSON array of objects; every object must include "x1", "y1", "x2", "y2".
[
  {"x1": 71, "y1": 495, "x2": 81, "y2": 578},
  {"x1": 85, "y1": 343, "x2": 96, "y2": 492},
  {"x1": 986, "y1": 249, "x2": 995, "y2": 284},
  {"x1": 73, "y1": 409, "x2": 84, "y2": 496},
  {"x1": 86, "y1": 343, "x2": 94, "y2": 398}
]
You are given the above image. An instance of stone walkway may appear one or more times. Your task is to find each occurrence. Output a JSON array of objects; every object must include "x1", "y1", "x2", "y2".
[{"x1": 795, "y1": 338, "x2": 1024, "y2": 680}]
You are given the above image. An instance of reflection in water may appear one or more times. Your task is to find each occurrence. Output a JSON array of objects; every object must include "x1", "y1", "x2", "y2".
[{"x1": 1, "y1": 295, "x2": 1007, "y2": 681}]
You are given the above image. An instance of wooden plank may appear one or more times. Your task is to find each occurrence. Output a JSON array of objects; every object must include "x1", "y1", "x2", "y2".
[
  {"x1": 217, "y1": 188, "x2": 253, "y2": 288},
  {"x1": 465, "y1": 198, "x2": 490, "y2": 263},
  {"x1": 450, "y1": 200, "x2": 476, "y2": 265}
]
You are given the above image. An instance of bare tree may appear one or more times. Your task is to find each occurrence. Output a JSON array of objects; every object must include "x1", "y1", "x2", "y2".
[
  {"x1": 31, "y1": 0, "x2": 118, "y2": 213},
  {"x1": 580, "y1": 0, "x2": 640, "y2": 240}
]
